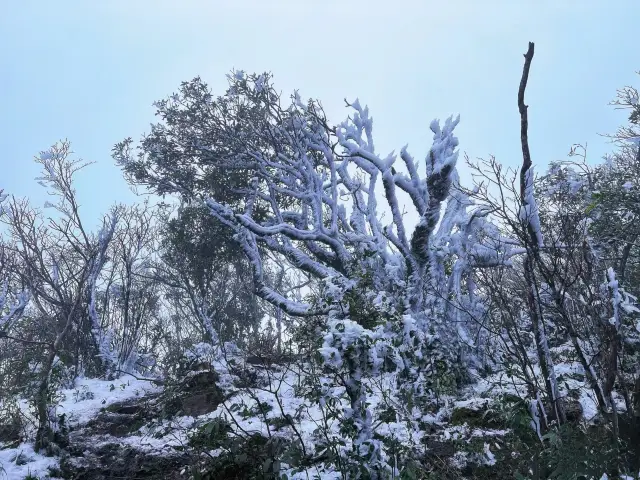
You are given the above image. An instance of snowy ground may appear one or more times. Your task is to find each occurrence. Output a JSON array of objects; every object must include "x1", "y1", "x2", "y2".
[
  {"x1": 0, "y1": 443, "x2": 58, "y2": 480},
  {"x1": 1, "y1": 356, "x2": 638, "y2": 479},
  {"x1": 1, "y1": 375, "x2": 160, "y2": 480}
]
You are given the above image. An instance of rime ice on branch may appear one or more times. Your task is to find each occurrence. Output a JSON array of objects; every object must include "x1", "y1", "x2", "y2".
[
  {"x1": 114, "y1": 72, "x2": 524, "y2": 361},
  {"x1": 178, "y1": 75, "x2": 521, "y2": 331}
]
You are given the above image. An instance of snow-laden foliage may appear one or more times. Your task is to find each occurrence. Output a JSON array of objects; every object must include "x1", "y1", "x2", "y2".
[
  {"x1": 114, "y1": 72, "x2": 524, "y2": 476},
  {"x1": 0, "y1": 281, "x2": 29, "y2": 335},
  {"x1": 5, "y1": 68, "x2": 640, "y2": 479},
  {"x1": 88, "y1": 212, "x2": 119, "y2": 375}
]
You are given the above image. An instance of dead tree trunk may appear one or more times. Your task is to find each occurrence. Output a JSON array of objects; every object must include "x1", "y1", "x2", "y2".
[{"x1": 518, "y1": 41, "x2": 566, "y2": 426}]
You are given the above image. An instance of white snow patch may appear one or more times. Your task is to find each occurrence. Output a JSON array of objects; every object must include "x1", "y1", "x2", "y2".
[
  {"x1": 578, "y1": 388, "x2": 599, "y2": 422},
  {"x1": 54, "y1": 376, "x2": 161, "y2": 427},
  {"x1": 453, "y1": 397, "x2": 490, "y2": 411},
  {"x1": 483, "y1": 442, "x2": 496, "y2": 466},
  {"x1": 0, "y1": 442, "x2": 59, "y2": 480}
]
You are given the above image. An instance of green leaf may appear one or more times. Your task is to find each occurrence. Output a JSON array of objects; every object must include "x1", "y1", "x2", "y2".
[{"x1": 585, "y1": 200, "x2": 599, "y2": 214}]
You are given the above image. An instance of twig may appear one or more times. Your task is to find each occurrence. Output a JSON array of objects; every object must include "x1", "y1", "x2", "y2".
[
  {"x1": 0, "y1": 333, "x2": 52, "y2": 347},
  {"x1": 113, "y1": 369, "x2": 165, "y2": 386}
]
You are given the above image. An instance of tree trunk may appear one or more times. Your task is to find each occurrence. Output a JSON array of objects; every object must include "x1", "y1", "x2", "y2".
[{"x1": 35, "y1": 297, "x2": 81, "y2": 452}]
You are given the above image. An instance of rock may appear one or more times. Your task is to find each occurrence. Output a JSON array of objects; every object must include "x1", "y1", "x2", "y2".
[
  {"x1": 544, "y1": 398, "x2": 583, "y2": 423},
  {"x1": 106, "y1": 403, "x2": 144, "y2": 416},
  {"x1": 63, "y1": 394, "x2": 192, "y2": 479},
  {"x1": 181, "y1": 391, "x2": 222, "y2": 416},
  {"x1": 425, "y1": 439, "x2": 455, "y2": 458},
  {"x1": 161, "y1": 370, "x2": 224, "y2": 417},
  {"x1": 63, "y1": 443, "x2": 191, "y2": 480},
  {"x1": 565, "y1": 399, "x2": 584, "y2": 422},
  {"x1": 0, "y1": 420, "x2": 21, "y2": 444},
  {"x1": 183, "y1": 370, "x2": 219, "y2": 393},
  {"x1": 81, "y1": 411, "x2": 147, "y2": 437}
]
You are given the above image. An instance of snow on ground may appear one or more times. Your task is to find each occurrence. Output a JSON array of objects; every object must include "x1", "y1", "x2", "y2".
[
  {"x1": 473, "y1": 356, "x2": 623, "y2": 426},
  {"x1": 0, "y1": 443, "x2": 58, "y2": 480},
  {"x1": 453, "y1": 397, "x2": 491, "y2": 411},
  {"x1": 3, "y1": 355, "x2": 632, "y2": 479},
  {"x1": 1, "y1": 375, "x2": 160, "y2": 479},
  {"x1": 123, "y1": 415, "x2": 199, "y2": 455},
  {"x1": 50, "y1": 375, "x2": 162, "y2": 427}
]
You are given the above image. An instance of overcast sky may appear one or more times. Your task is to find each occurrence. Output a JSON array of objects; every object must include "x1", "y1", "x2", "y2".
[{"x1": 2, "y1": 1, "x2": 639, "y2": 226}]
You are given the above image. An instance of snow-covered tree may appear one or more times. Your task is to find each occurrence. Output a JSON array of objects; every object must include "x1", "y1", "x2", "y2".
[
  {"x1": 116, "y1": 72, "x2": 522, "y2": 474},
  {"x1": 0, "y1": 143, "x2": 122, "y2": 451}
]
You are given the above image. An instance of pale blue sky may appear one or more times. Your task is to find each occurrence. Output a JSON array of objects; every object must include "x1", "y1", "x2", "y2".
[{"x1": 1, "y1": 1, "x2": 639, "y2": 226}]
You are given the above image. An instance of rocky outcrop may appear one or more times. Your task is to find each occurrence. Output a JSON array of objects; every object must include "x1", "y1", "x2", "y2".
[
  {"x1": 61, "y1": 395, "x2": 186, "y2": 479},
  {"x1": 59, "y1": 373, "x2": 226, "y2": 479},
  {"x1": 172, "y1": 370, "x2": 225, "y2": 417},
  {"x1": 63, "y1": 442, "x2": 191, "y2": 480}
]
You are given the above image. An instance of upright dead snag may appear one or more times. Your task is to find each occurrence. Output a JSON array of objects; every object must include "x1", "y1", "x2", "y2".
[{"x1": 517, "y1": 41, "x2": 566, "y2": 426}]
